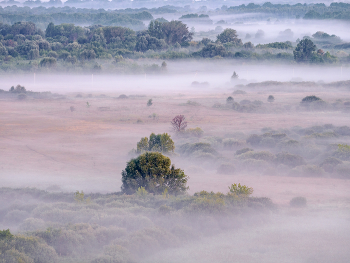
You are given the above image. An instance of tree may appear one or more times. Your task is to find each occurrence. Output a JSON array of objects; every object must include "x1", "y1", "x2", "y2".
[
  {"x1": 147, "y1": 99, "x2": 153, "y2": 106},
  {"x1": 161, "y1": 61, "x2": 167, "y2": 71},
  {"x1": 148, "y1": 20, "x2": 165, "y2": 39},
  {"x1": 136, "y1": 133, "x2": 175, "y2": 154},
  {"x1": 9, "y1": 85, "x2": 26, "y2": 93},
  {"x1": 45, "y1": 22, "x2": 55, "y2": 37},
  {"x1": 243, "y1": 41, "x2": 254, "y2": 49},
  {"x1": 171, "y1": 115, "x2": 187, "y2": 132},
  {"x1": 40, "y1": 57, "x2": 57, "y2": 68},
  {"x1": 267, "y1": 95, "x2": 275, "y2": 103},
  {"x1": 121, "y1": 152, "x2": 188, "y2": 195},
  {"x1": 231, "y1": 71, "x2": 238, "y2": 79},
  {"x1": 161, "y1": 20, "x2": 193, "y2": 45},
  {"x1": 216, "y1": 28, "x2": 238, "y2": 43},
  {"x1": 226, "y1": 96, "x2": 234, "y2": 104},
  {"x1": 293, "y1": 38, "x2": 316, "y2": 63}
]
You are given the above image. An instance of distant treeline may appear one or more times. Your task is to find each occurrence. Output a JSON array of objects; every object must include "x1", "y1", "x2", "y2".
[
  {"x1": 0, "y1": 19, "x2": 348, "y2": 73},
  {"x1": 0, "y1": 7, "x2": 153, "y2": 30},
  {"x1": 2, "y1": 2, "x2": 350, "y2": 21}
]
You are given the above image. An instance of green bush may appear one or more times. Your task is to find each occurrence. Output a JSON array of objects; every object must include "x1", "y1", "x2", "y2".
[
  {"x1": 91, "y1": 245, "x2": 133, "y2": 263},
  {"x1": 237, "y1": 151, "x2": 275, "y2": 162},
  {"x1": 320, "y1": 157, "x2": 342, "y2": 173},
  {"x1": 235, "y1": 148, "x2": 253, "y2": 155},
  {"x1": 178, "y1": 142, "x2": 217, "y2": 156},
  {"x1": 121, "y1": 152, "x2": 188, "y2": 195},
  {"x1": 333, "y1": 144, "x2": 350, "y2": 161},
  {"x1": 246, "y1": 134, "x2": 262, "y2": 146},
  {"x1": 189, "y1": 191, "x2": 226, "y2": 214},
  {"x1": 289, "y1": 197, "x2": 307, "y2": 207},
  {"x1": 0, "y1": 235, "x2": 58, "y2": 263},
  {"x1": 136, "y1": 133, "x2": 174, "y2": 154},
  {"x1": 274, "y1": 152, "x2": 305, "y2": 167},
  {"x1": 223, "y1": 138, "x2": 245, "y2": 150}
]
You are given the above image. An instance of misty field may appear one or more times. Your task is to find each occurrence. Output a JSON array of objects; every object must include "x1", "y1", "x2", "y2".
[{"x1": 1, "y1": 72, "x2": 350, "y2": 262}]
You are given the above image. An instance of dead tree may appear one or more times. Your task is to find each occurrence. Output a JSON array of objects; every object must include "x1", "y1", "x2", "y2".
[{"x1": 171, "y1": 115, "x2": 187, "y2": 132}]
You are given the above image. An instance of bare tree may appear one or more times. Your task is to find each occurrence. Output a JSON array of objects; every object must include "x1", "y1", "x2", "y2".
[{"x1": 171, "y1": 115, "x2": 187, "y2": 132}]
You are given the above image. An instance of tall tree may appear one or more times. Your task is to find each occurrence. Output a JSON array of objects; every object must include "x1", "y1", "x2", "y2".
[
  {"x1": 293, "y1": 38, "x2": 316, "y2": 63},
  {"x1": 121, "y1": 152, "x2": 188, "y2": 195}
]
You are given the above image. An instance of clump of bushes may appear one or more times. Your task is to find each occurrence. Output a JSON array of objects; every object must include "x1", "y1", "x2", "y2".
[
  {"x1": 235, "y1": 148, "x2": 253, "y2": 155},
  {"x1": 136, "y1": 133, "x2": 174, "y2": 154},
  {"x1": 300, "y1": 95, "x2": 327, "y2": 110},
  {"x1": 237, "y1": 151, "x2": 275, "y2": 162},
  {"x1": 333, "y1": 144, "x2": 350, "y2": 161},
  {"x1": 9, "y1": 84, "x2": 26, "y2": 93},
  {"x1": 178, "y1": 142, "x2": 218, "y2": 157},
  {"x1": 274, "y1": 152, "x2": 305, "y2": 167},
  {"x1": 320, "y1": 157, "x2": 343, "y2": 173},
  {"x1": 223, "y1": 138, "x2": 245, "y2": 150}
]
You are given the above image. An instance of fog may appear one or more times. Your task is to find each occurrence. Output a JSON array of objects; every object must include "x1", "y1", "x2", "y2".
[{"x1": 1, "y1": 1, "x2": 350, "y2": 262}]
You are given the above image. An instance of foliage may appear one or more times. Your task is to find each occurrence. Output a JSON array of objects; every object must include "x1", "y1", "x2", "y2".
[
  {"x1": 178, "y1": 142, "x2": 217, "y2": 157},
  {"x1": 293, "y1": 39, "x2": 316, "y2": 63},
  {"x1": 121, "y1": 152, "x2": 188, "y2": 195},
  {"x1": 216, "y1": 28, "x2": 240, "y2": 44},
  {"x1": 74, "y1": 190, "x2": 91, "y2": 203},
  {"x1": 171, "y1": 115, "x2": 187, "y2": 132},
  {"x1": 226, "y1": 96, "x2": 234, "y2": 104},
  {"x1": 257, "y1": 41, "x2": 293, "y2": 49},
  {"x1": 0, "y1": 229, "x2": 13, "y2": 239},
  {"x1": 228, "y1": 183, "x2": 253, "y2": 196},
  {"x1": 0, "y1": 234, "x2": 58, "y2": 263},
  {"x1": 267, "y1": 95, "x2": 275, "y2": 103},
  {"x1": 135, "y1": 187, "x2": 148, "y2": 198},
  {"x1": 274, "y1": 152, "x2": 305, "y2": 167},
  {"x1": 9, "y1": 84, "x2": 26, "y2": 93},
  {"x1": 333, "y1": 144, "x2": 350, "y2": 160},
  {"x1": 39, "y1": 57, "x2": 57, "y2": 68},
  {"x1": 147, "y1": 99, "x2": 153, "y2": 107},
  {"x1": 136, "y1": 133, "x2": 175, "y2": 154}
]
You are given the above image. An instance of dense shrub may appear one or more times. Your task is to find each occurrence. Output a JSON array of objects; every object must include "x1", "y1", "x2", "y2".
[
  {"x1": 178, "y1": 142, "x2": 217, "y2": 156},
  {"x1": 0, "y1": 234, "x2": 58, "y2": 263},
  {"x1": 320, "y1": 157, "x2": 343, "y2": 173},
  {"x1": 223, "y1": 139, "x2": 245, "y2": 150},
  {"x1": 136, "y1": 133, "x2": 174, "y2": 154},
  {"x1": 274, "y1": 152, "x2": 305, "y2": 167},
  {"x1": 333, "y1": 144, "x2": 350, "y2": 161},
  {"x1": 301, "y1": 95, "x2": 322, "y2": 103},
  {"x1": 246, "y1": 134, "x2": 262, "y2": 146},
  {"x1": 235, "y1": 148, "x2": 253, "y2": 155},
  {"x1": 237, "y1": 151, "x2": 275, "y2": 162},
  {"x1": 121, "y1": 152, "x2": 188, "y2": 195}
]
